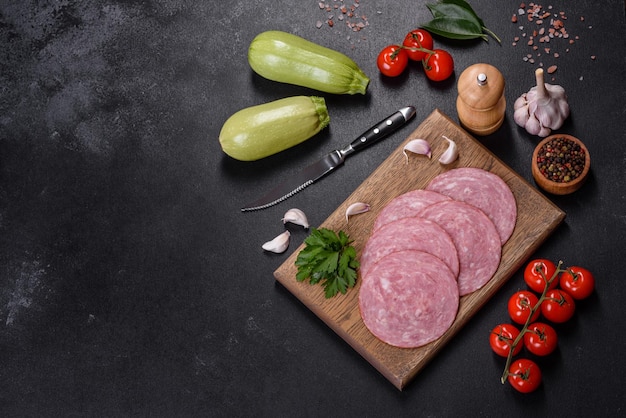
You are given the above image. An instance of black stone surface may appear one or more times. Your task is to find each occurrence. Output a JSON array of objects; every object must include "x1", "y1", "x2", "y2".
[{"x1": 1, "y1": 1, "x2": 625, "y2": 416}]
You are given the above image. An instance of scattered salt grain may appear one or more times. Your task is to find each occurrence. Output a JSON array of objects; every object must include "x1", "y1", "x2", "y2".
[
  {"x1": 510, "y1": 2, "x2": 593, "y2": 79},
  {"x1": 315, "y1": 1, "x2": 369, "y2": 36}
]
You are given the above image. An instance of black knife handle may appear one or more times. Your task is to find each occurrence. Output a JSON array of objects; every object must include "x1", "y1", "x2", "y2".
[{"x1": 343, "y1": 106, "x2": 416, "y2": 157}]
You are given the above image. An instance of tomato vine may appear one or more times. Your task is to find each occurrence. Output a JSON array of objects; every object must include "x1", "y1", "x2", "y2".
[{"x1": 491, "y1": 259, "x2": 595, "y2": 393}]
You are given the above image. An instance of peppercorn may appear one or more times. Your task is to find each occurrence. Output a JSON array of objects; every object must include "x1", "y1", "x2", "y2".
[{"x1": 536, "y1": 136, "x2": 586, "y2": 183}]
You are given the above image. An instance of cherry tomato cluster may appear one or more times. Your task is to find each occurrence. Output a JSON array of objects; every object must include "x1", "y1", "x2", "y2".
[
  {"x1": 376, "y1": 29, "x2": 454, "y2": 82},
  {"x1": 489, "y1": 259, "x2": 595, "y2": 393}
]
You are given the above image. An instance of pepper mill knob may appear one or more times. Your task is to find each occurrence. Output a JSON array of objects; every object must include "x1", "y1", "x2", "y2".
[{"x1": 456, "y1": 63, "x2": 506, "y2": 136}]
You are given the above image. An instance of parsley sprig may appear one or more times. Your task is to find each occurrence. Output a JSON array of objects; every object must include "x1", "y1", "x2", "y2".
[{"x1": 295, "y1": 228, "x2": 359, "y2": 299}]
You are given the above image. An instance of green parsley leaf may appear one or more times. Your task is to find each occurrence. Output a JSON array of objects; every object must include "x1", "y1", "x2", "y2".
[{"x1": 295, "y1": 227, "x2": 359, "y2": 298}]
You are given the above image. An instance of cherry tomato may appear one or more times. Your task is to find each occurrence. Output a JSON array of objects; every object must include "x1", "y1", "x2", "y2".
[
  {"x1": 541, "y1": 289, "x2": 576, "y2": 323},
  {"x1": 402, "y1": 29, "x2": 434, "y2": 61},
  {"x1": 377, "y1": 45, "x2": 408, "y2": 77},
  {"x1": 507, "y1": 358, "x2": 542, "y2": 393},
  {"x1": 508, "y1": 290, "x2": 540, "y2": 325},
  {"x1": 523, "y1": 322, "x2": 558, "y2": 356},
  {"x1": 423, "y1": 49, "x2": 454, "y2": 82},
  {"x1": 490, "y1": 324, "x2": 523, "y2": 357},
  {"x1": 560, "y1": 266, "x2": 595, "y2": 300},
  {"x1": 524, "y1": 259, "x2": 559, "y2": 293}
]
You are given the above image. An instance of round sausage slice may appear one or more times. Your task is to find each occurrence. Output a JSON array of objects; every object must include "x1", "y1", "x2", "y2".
[
  {"x1": 359, "y1": 250, "x2": 459, "y2": 348},
  {"x1": 372, "y1": 189, "x2": 451, "y2": 232},
  {"x1": 417, "y1": 200, "x2": 501, "y2": 296},
  {"x1": 426, "y1": 167, "x2": 517, "y2": 244},
  {"x1": 360, "y1": 216, "x2": 459, "y2": 279}
]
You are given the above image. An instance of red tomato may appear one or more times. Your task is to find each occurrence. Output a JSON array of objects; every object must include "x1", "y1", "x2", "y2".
[
  {"x1": 541, "y1": 289, "x2": 576, "y2": 323},
  {"x1": 490, "y1": 324, "x2": 523, "y2": 357},
  {"x1": 507, "y1": 358, "x2": 542, "y2": 393},
  {"x1": 423, "y1": 49, "x2": 454, "y2": 81},
  {"x1": 560, "y1": 266, "x2": 595, "y2": 300},
  {"x1": 377, "y1": 45, "x2": 408, "y2": 77},
  {"x1": 523, "y1": 322, "x2": 558, "y2": 356},
  {"x1": 402, "y1": 29, "x2": 434, "y2": 61},
  {"x1": 508, "y1": 290, "x2": 540, "y2": 325},
  {"x1": 524, "y1": 259, "x2": 559, "y2": 293}
]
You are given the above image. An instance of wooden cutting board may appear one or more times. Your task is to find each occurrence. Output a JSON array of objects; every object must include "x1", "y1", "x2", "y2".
[{"x1": 273, "y1": 109, "x2": 565, "y2": 390}]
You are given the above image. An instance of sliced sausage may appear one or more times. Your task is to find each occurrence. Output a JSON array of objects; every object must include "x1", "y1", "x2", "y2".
[
  {"x1": 372, "y1": 189, "x2": 451, "y2": 232},
  {"x1": 359, "y1": 250, "x2": 459, "y2": 348},
  {"x1": 360, "y1": 216, "x2": 459, "y2": 279},
  {"x1": 426, "y1": 167, "x2": 517, "y2": 244},
  {"x1": 417, "y1": 200, "x2": 501, "y2": 296}
]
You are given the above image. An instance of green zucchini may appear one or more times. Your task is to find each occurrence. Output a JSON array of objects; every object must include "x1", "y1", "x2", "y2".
[
  {"x1": 248, "y1": 30, "x2": 370, "y2": 95},
  {"x1": 219, "y1": 96, "x2": 330, "y2": 161}
]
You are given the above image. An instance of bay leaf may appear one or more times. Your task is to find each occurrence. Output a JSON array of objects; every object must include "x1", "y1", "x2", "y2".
[
  {"x1": 420, "y1": 16, "x2": 488, "y2": 41},
  {"x1": 427, "y1": 3, "x2": 482, "y2": 29},
  {"x1": 440, "y1": 0, "x2": 485, "y2": 26}
]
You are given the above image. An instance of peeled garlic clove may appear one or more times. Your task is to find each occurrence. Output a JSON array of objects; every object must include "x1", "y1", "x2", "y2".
[
  {"x1": 438, "y1": 136, "x2": 458, "y2": 165},
  {"x1": 345, "y1": 202, "x2": 370, "y2": 223},
  {"x1": 282, "y1": 208, "x2": 309, "y2": 229},
  {"x1": 262, "y1": 230, "x2": 290, "y2": 253},
  {"x1": 402, "y1": 139, "x2": 431, "y2": 163}
]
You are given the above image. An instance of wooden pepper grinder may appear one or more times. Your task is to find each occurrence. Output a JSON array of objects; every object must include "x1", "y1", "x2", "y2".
[{"x1": 456, "y1": 63, "x2": 506, "y2": 136}]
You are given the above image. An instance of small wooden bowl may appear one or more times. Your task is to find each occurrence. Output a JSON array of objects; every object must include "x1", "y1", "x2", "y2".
[{"x1": 531, "y1": 134, "x2": 590, "y2": 195}]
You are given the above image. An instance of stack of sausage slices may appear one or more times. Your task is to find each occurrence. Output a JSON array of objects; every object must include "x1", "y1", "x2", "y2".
[{"x1": 359, "y1": 167, "x2": 517, "y2": 348}]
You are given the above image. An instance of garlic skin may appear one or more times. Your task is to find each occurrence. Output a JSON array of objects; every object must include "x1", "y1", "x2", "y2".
[
  {"x1": 402, "y1": 139, "x2": 432, "y2": 163},
  {"x1": 514, "y1": 68, "x2": 570, "y2": 137},
  {"x1": 282, "y1": 208, "x2": 309, "y2": 229},
  {"x1": 438, "y1": 136, "x2": 459, "y2": 165},
  {"x1": 262, "y1": 230, "x2": 290, "y2": 253},
  {"x1": 345, "y1": 202, "x2": 370, "y2": 223}
]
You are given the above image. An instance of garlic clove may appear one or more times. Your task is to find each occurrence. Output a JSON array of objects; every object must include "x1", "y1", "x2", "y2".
[
  {"x1": 262, "y1": 230, "x2": 290, "y2": 253},
  {"x1": 557, "y1": 99, "x2": 570, "y2": 120},
  {"x1": 513, "y1": 94, "x2": 528, "y2": 109},
  {"x1": 282, "y1": 208, "x2": 309, "y2": 229},
  {"x1": 345, "y1": 202, "x2": 370, "y2": 223},
  {"x1": 524, "y1": 115, "x2": 544, "y2": 137},
  {"x1": 402, "y1": 139, "x2": 432, "y2": 163},
  {"x1": 438, "y1": 136, "x2": 459, "y2": 165},
  {"x1": 513, "y1": 101, "x2": 530, "y2": 126}
]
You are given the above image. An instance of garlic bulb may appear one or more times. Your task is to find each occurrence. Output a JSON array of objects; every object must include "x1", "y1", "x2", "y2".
[
  {"x1": 513, "y1": 68, "x2": 570, "y2": 137},
  {"x1": 262, "y1": 230, "x2": 290, "y2": 253}
]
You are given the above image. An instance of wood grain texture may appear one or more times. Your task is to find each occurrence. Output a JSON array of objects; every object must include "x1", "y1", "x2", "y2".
[{"x1": 274, "y1": 109, "x2": 565, "y2": 390}]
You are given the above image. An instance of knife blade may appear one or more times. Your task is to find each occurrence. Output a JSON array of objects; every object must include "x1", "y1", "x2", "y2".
[{"x1": 241, "y1": 105, "x2": 416, "y2": 212}]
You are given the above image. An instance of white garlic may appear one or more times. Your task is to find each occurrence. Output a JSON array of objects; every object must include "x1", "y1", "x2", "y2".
[
  {"x1": 513, "y1": 68, "x2": 570, "y2": 137},
  {"x1": 402, "y1": 139, "x2": 432, "y2": 163},
  {"x1": 261, "y1": 230, "x2": 290, "y2": 253},
  {"x1": 438, "y1": 136, "x2": 459, "y2": 165},
  {"x1": 345, "y1": 202, "x2": 370, "y2": 223},
  {"x1": 282, "y1": 208, "x2": 309, "y2": 229}
]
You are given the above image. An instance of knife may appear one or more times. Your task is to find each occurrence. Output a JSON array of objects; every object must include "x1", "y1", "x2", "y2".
[{"x1": 241, "y1": 106, "x2": 416, "y2": 212}]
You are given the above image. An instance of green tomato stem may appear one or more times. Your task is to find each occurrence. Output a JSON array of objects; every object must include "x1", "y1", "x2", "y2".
[
  {"x1": 397, "y1": 44, "x2": 437, "y2": 72},
  {"x1": 400, "y1": 45, "x2": 435, "y2": 56}
]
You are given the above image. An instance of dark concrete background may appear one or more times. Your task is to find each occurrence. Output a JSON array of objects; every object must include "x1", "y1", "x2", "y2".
[{"x1": 1, "y1": 1, "x2": 625, "y2": 416}]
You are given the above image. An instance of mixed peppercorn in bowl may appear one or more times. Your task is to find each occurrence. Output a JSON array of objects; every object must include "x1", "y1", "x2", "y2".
[{"x1": 531, "y1": 134, "x2": 590, "y2": 195}]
